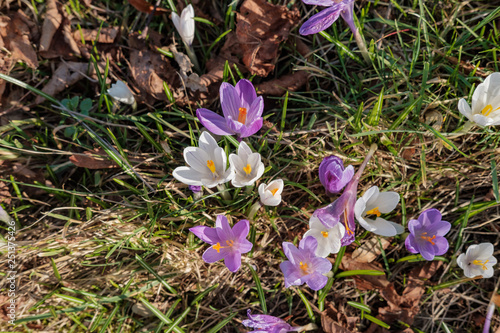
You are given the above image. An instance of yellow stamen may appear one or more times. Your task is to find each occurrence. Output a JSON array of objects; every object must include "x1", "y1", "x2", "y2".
[
  {"x1": 366, "y1": 207, "x2": 381, "y2": 217},
  {"x1": 225, "y1": 240, "x2": 234, "y2": 247},
  {"x1": 420, "y1": 232, "x2": 436, "y2": 245},
  {"x1": 482, "y1": 105, "x2": 493, "y2": 116},
  {"x1": 299, "y1": 261, "x2": 309, "y2": 274},
  {"x1": 473, "y1": 259, "x2": 490, "y2": 270},
  {"x1": 238, "y1": 107, "x2": 247, "y2": 124},
  {"x1": 321, "y1": 231, "x2": 329, "y2": 238},
  {"x1": 270, "y1": 188, "x2": 279, "y2": 196},
  {"x1": 213, "y1": 242, "x2": 222, "y2": 253},
  {"x1": 243, "y1": 164, "x2": 252, "y2": 175},
  {"x1": 207, "y1": 160, "x2": 216, "y2": 173},
  {"x1": 344, "y1": 211, "x2": 353, "y2": 235}
]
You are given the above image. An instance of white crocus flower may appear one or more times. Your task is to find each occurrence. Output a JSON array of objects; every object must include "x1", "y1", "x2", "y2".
[
  {"x1": 303, "y1": 216, "x2": 345, "y2": 257},
  {"x1": 258, "y1": 179, "x2": 283, "y2": 206},
  {"x1": 354, "y1": 186, "x2": 404, "y2": 237},
  {"x1": 458, "y1": 72, "x2": 500, "y2": 127},
  {"x1": 229, "y1": 141, "x2": 265, "y2": 187},
  {"x1": 173, "y1": 132, "x2": 234, "y2": 188},
  {"x1": 457, "y1": 243, "x2": 497, "y2": 278},
  {"x1": 107, "y1": 81, "x2": 135, "y2": 105},
  {"x1": 171, "y1": 4, "x2": 195, "y2": 46}
]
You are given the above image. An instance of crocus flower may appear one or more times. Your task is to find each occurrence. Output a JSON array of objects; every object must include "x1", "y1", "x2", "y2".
[
  {"x1": 405, "y1": 208, "x2": 451, "y2": 261},
  {"x1": 190, "y1": 215, "x2": 253, "y2": 272},
  {"x1": 299, "y1": 0, "x2": 357, "y2": 36},
  {"x1": 458, "y1": 72, "x2": 500, "y2": 127},
  {"x1": 313, "y1": 144, "x2": 377, "y2": 246},
  {"x1": 229, "y1": 141, "x2": 265, "y2": 187},
  {"x1": 280, "y1": 236, "x2": 332, "y2": 290},
  {"x1": 242, "y1": 310, "x2": 301, "y2": 333},
  {"x1": 189, "y1": 185, "x2": 202, "y2": 193},
  {"x1": 319, "y1": 155, "x2": 354, "y2": 195},
  {"x1": 354, "y1": 186, "x2": 404, "y2": 237},
  {"x1": 171, "y1": 4, "x2": 195, "y2": 46},
  {"x1": 173, "y1": 131, "x2": 234, "y2": 188},
  {"x1": 303, "y1": 216, "x2": 345, "y2": 257},
  {"x1": 457, "y1": 243, "x2": 497, "y2": 278},
  {"x1": 196, "y1": 79, "x2": 264, "y2": 140},
  {"x1": 107, "y1": 80, "x2": 135, "y2": 105},
  {"x1": 258, "y1": 179, "x2": 284, "y2": 206}
]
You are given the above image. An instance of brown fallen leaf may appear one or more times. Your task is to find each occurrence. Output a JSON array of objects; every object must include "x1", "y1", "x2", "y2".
[
  {"x1": 256, "y1": 71, "x2": 310, "y2": 96},
  {"x1": 39, "y1": 0, "x2": 81, "y2": 59},
  {"x1": 321, "y1": 301, "x2": 358, "y2": 333},
  {"x1": 72, "y1": 27, "x2": 119, "y2": 44},
  {"x1": 351, "y1": 237, "x2": 390, "y2": 263},
  {"x1": 128, "y1": 33, "x2": 183, "y2": 103},
  {"x1": 127, "y1": 0, "x2": 169, "y2": 15},
  {"x1": 0, "y1": 11, "x2": 39, "y2": 69},
  {"x1": 69, "y1": 149, "x2": 119, "y2": 169},
  {"x1": 236, "y1": 0, "x2": 300, "y2": 77},
  {"x1": 35, "y1": 62, "x2": 90, "y2": 104}
]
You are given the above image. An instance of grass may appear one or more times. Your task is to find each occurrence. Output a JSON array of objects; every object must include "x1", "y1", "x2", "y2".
[{"x1": 1, "y1": 0, "x2": 500, "y2": 332}]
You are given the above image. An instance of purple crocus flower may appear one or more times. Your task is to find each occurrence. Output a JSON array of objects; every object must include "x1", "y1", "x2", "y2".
[
  {"x1": 319, "y1": 155, "x2": 354, "y2": 195},
  {"x1": 242, "y1": 310, "x2": 301, "y2": 333},
  {"x1": 299, "y1": 0, "x2": 357, "y2": 36},
  {"x1": 405, "y1": 208, "x2": 451, "y2": 261},
  {"x1": 313, "y1": 144, "x2": 377, "y2": 246},
  {"x1": 190, "y1": 215, "x2": 253, "y2": 272},
  {"x1": 280, "y1": 236, "x2": 332, "y2": 290},
  {"x1": 196, "y1": 79, "x2": 264, "y2": 140}
]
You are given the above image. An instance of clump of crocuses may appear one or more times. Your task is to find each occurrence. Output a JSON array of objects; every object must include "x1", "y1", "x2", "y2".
[
  {"x1": 190, "y1": 215, "x2": 252, "y2": 272},
  {"x1": 196, "y1": 79, "x2": 263, "y2": 140},
  {"x1": 405, "y1": 208, "x2": 450, "y2": 261}
]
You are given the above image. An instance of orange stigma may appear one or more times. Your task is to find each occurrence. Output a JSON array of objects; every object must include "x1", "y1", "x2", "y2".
[
  {"x1": 299, "y1": 261, "x2": 309, "y2": 274},
  {"x1": 420, "y1": 232, "x2": 436, "y2": 245},
  {"x1": 243, "y1": 164, "x2": 252, "y2": 175},
  {"x1": 270, "y1": 188, "x2": 279, "y2": 196},
  {"x1": 238, "y1": 107, "x2": 247, "y2": 124},
  {"x1": 366, "y1": 207, "x2": 381, "y2": 217},
  {"x1": 207, "y1": 160, "x2": 216, "y2": 173},
  {"x1": 213, "y1": 242, "x2": 222, "y2": 253},
  {"x1": 213, "y1": 240, "x2": 234, "y2": 253},
  {"x1": 344, "y1": 211, "x2": 353, "y2": 235},
  {"x1": 321, "y1": 231, "x2": 329, "y2": 238}
]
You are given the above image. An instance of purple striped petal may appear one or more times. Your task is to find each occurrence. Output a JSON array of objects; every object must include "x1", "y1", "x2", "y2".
[
  {"x1": 196, "y1": 108, "x2": 234, "y2": 136},
  {"x1": 220, "y1": 82, "x2": 240, "y2": 119},
  {"x1": 299, "y1": 5, "x2": 342, "y2": 36},
  {"x1": 190, "y1": 226, "x2": 219, "y2": 244},
  {"x1": 235, "y1": 79, "x2": 257, "y2": 110}
]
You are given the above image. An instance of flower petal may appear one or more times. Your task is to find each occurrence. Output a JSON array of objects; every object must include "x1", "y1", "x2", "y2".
[
  {"x1": 190, "y1": 225, "x2": 219, "y2": 244},
  {"x1": 246, "y1": 96, "x2": 264, "y2": 122},
  {"x1": 224, "y1": 251, "x2": 242, "y2": 272},
  {"x1": 173, "y1": 166, "x2": 203, "y2": 185},
  {"x1": 375, "y1": 192, "x2": 400, "y2": 214},
  {"x1": 368, "y1": 217, "x2": 400, "y2": 237},
  {"x1": 184, "y1": 147, "x2": 210, "y2": 173},
  {"x1": 299, "y1": 5, "x2": 342, "y2": 36},
  {"x1": 458, "y1": 99, "x2": 473, "y2": 120},
  {"x1": 202, "y1": 246, "x2": 227, "y2": 263},
  {"x1": 232, "y1": 219, "x2": 250, "y2": 242},
  {"x1": 433, "y1": 236, "x2": 449, "y2": 256},
  {"x1": 235, "y1": 79, "x2": 258, "y2": 110},
  {"x1": 196, "y1": 108, "x2": 234, "y2": 136},
  {"x1": 280, "y1": 261, "x2": 303, "y2": 288},
  {"x1": 303, "y1": 273, "x2": 328, "y2": 290},
  {"x1": 215, "y1": 215, "x2": 234, "y2": 241},
  {"x1": 220, "y1": 82, "x2": 240, "y2": 119},
  {"x1": 240, "y1": 118, "x2": 263, "y2": 138},
  {"x1": 198, "y1": 131, "x2": 219, "y2": 154}
]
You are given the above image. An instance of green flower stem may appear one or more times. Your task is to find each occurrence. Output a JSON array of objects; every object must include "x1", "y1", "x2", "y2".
[
  {"x1": 216, "y1": 184, "x2": 231, "y2": 201},
  {"x1": 354, "y1": 30, "x2": 371, "y2": 64}
]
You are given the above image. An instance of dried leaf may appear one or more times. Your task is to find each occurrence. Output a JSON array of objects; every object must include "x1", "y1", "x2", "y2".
[
  {"x1": 321, "y1": 303, "x2": 356, "y2": 333},
  {"x1": 128, "y1": 33, "x2": 182, "y2": 102},
  {"x1": 256, "y1": 71, "x2": 309, "y2": 96},
  {"x1": 351, "y1": 237, "x2": 390, "y2": 263},
  {"x1": 127, "y1": 0, "x2": 169, "y2": 15},
  {"x1": 39, "y1": 0, "x2": 81, "y2": 59},
  {"x1": 35, "y1": 62, "x2": 89, "y2": 104},
  {"x1": 0, "y1": 11, "x2": 39, "y2": 69},
  {"x1": 69, "y1": 150, "x2": 119, "y2": 169},
  {"x1": 236, "y1": 0, "x2": 300, "y2": 77}
]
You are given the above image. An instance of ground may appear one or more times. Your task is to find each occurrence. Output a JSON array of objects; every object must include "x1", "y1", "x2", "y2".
[{"x1": 1, "y1": 0, "x2": 500, "y2": 332}]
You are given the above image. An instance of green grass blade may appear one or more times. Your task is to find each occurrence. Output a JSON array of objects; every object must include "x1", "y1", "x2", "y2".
[{"x1": 248, "y1": 264, "x2": 267, "y2": 314}]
